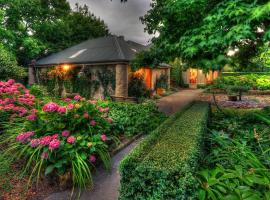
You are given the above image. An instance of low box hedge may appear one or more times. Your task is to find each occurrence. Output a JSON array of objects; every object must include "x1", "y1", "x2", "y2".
[{"x1": 119, "y1": 102, "x2": 210, "y2": 200}]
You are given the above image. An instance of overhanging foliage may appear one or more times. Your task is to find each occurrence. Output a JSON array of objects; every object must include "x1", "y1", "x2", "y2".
[{"x1": 141, "y1": 0, "x2": 270, "y2": 70}]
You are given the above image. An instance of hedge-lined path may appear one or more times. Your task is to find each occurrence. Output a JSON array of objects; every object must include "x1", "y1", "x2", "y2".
[
  {"x1": 45, "y1": 137, "x2": 143, "y2": 200},
  {"x1": 157, "y1": 89, "x2": 203, "y2": 115},
  {"x1": 45, "y1": 89, "x2": 202, "y2": 200}
]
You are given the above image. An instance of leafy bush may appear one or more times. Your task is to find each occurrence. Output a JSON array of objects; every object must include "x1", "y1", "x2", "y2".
[
  {"x1": 197, "y1": 108, "x2": 270, "y2": 200},
  {"x1": 29, "y1": 84, "x2": 49, "y2": 99},
  {"x1": 128, "y1": 73, "x2": 150, "y2": 98},
  {"x1": 1, "y1": 94, "x2": 116, "y2": 188},
  {"x1": 99, "y1": 100, "x2": 166, "y2": 137},
  {"x1": 119, "y1": 102, "x2": 209, "y2": 199},
  {"x1": 0, "y1": 44, "x2": 26, "y2": 81},
  {"x1": 213, "y1": 74, "x2": 270, "y2": 90}
]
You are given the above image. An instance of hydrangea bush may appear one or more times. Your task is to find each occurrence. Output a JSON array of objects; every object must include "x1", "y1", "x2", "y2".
[
  {"x1": 0, "y1": 79, "x2": 36, "y2": 123},
  {"x1": 1, "y1": 82, "x2": 115, "y2": 188}
]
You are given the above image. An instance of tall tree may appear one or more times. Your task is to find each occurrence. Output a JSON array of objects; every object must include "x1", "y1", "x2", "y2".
[
  {"x1": 141, "y1": 0, "x2": 270, "y2": 70},
  {"x1": 0, "y1": 0, "x2": 109, "y2": 66},
  {"x1": 0, "y1": 43, "x2": 26, "y2": 80}
]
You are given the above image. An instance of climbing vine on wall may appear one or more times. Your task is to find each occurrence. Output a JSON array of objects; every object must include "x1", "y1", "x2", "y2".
[
  {"x1": 97, "y1": 67, "x2": 116, "y2": 98},
  {"x1": 35, "y1": 66, "x2": 116, "y2": 98}
]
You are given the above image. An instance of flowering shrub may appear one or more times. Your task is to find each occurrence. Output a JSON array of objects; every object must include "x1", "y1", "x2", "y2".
[
  {"x1": 0, "y1": 79, "x2": 36, "y2": 123},
  {"x1": 3, "y1": 94, "x2": 115, "y2": 188}
]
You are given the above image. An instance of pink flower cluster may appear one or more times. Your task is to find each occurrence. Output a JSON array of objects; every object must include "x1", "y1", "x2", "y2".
[
  {"x1": 89, "y1": 155, "x2": 96, "y2": 163},
  {"x1": 0, "y1": 104, "x2": 28, "y2": 116},
  {"x1": 0, "y1": 79, "x2": 24, "y2": 95},
  {"x1": 49, "y1": 139, "x2": 61, "y2": 150},
  {"x1": 101, "y1": 134, "x2": 107, "y2": 141},
  {"x1": 42, "y1": 102, "x2": 59, "y2": 112},
  {"x1": 27, "y1": 109, "x2": 38, "y2": 121},
  {"x1": 16, "y1": 131, "x2": 35, "y2": 142},
  {"x1": 98, "y1": 107, "x2": 109, "y2": 113},
  {"x1": 42, "y1": 103, "x2": 67, "y2": 114},
  {"x1": 90, "y1": 120, "x2": 96, "y2": 126},
  {"x1": 67, "y1": 136, "x2": 76, "y2": 144},
  {"x1": 18, "y1": 93, "x2": 35, "y2": 106},
  {"x1": 0, "y1": 80, "x2": 36, "y2": 118},
  {"x1": 28, "y1": 134, "x2": 61, "y2": 150},
  {"x1": 74, "y1": 95, "x2": 82, "y2": 101},
  {"x1": 62, "y1": 130, "x2": 70, "y2": 137}
]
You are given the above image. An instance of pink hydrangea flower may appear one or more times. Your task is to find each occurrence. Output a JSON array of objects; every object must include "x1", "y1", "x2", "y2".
[
  {"x1": 43, "y1": 102, "x2": 59, "y2": 112},
  {"x1": 67, "y1": 104, "x2": 75, "y2": 110},
  {"x1": 52, "y1": 134, "x2": 59, "y2": 139},
  {"x1": 27, "y1": 114, "x2": 36, "y2": 121},
  {"x1": 107, "y1": 118, "x2": 113, "y2": 123},
  {"x1": 16, "y1": 131, "x2": 35, "y2": 142},
  {"x1": 67, "y1": 136, "x2": 76, "y2": 144},
  {"x1": 30, "y1": 139, "x2": 40, "y2": 148},
  {"x1": 62, "y1": 130, "x2": 70, "y2": 137},
  {"x1": 7, "y1": 79, "x2": 15, "y2": 86},
  {"x1": 40, "y1": 135, "x2": 52, "y2": 146},
  {"x1": 57, "y1": 106, "x2": 66, "y2": 114},
  {"x1": 89, "y1": 155, "x2": 96, "y2": 163},
  {"x1": 90, "y1": 120, "x2": 96, "y2": 126},
  {"x1": 41, "y1": 152, "x2": 49, "y2": 159},
  {"x1": 83, "y1": 113, "x2": 89, "y2": 118},
  {"x1": 74, "y1": 95, "x2": 82, "y2": 101},
  {"x1": 63, "y1": 98, "x2": 72, "y2": 102},
  {"x1": 101, "y1": 134, "x2": 107, "y2": 142},
  {"x1": 49, "y1": 139, "x2": 61, "y2": 150}
]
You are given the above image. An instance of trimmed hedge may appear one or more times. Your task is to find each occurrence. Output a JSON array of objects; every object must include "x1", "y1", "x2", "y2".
[{"x1": 119, "y1": 102, "x2": 210, "y2": 200}]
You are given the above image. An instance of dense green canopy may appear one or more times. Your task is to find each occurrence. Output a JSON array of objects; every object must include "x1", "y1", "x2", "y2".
[
  {"x1": 0, "y1": 0, "x2": 109, "y2": 66},
  {"x1": 141, "y1": 0, "x2": 270, "y2": 70},
  {"x1": 0, "y1": 44, "x2": 26, "y2": 80}
]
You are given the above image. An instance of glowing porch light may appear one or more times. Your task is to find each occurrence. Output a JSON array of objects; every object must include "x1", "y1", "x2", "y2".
[{"x1": 62, "y1": 64, "x2": 71, "y2": 71}]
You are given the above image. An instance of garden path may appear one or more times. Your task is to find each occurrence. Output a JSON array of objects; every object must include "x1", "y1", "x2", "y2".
[
  {"x1": 156, "y1": 89, "x2": 203, "y2": 115},
  {"x1": 45, "y1": 137, "x2": 143, "y2": 200},
  {"x1": 45, "y1": 89, "x2": 203, "y2": 200}
]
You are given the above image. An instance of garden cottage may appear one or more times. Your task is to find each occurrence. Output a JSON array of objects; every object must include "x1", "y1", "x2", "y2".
[{"x1": 29, "y1": 36, "x2": 170, "y2": 99}]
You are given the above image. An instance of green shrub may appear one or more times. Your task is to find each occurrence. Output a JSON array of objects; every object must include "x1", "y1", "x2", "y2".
[
  {"x1": 0, "y1": 44, "x2": 26, "y2": 81},
  {"x1": 29, "y1": 84, "x2": 49, "y2": 98},
  {"x1": 119, "y1": 102, "x2": 209, "y2": 200},
  {"x1": 99, "y1": 101, "x2": 167, "y2": 137},
  {"x1": 212, "y1": 74, "x2": 270, "y2": 91},
  {"x1": 128, "y1": 74, "x2": 150, "y2": 98}
]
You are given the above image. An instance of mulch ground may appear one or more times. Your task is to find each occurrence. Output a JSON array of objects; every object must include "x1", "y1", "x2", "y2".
[{"x1": 198, "y1": 93, "x2": 270, "y2": 109}]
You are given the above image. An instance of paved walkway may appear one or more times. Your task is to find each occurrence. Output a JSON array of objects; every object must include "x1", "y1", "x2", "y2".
[
  {"x1": 157, "y1": 89, "x2": 203, "y2": 115},
  {"x1": 45, "y1": 89, "x2": 202, "y2": 200}
]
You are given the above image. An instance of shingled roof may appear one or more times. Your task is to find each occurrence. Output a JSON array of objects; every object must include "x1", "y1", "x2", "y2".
[{"x1": 35, "y1": 36, "x2": 148, "y2": 66}]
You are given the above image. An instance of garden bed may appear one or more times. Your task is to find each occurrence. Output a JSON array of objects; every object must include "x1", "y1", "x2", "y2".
[
  {"x1": 0, "y1": 80, "x2": 166, "y2": 199},
  {"x1": 196, "y1": 107, "x2": 270, "y2": 199},
  {"x1": 198, "y1": 93, "x2": 270, "y2": 108}
]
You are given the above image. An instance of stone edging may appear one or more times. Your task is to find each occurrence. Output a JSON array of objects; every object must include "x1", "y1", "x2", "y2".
[{"x1": 110, "y1": 133, "x2": 143, "y2": 156}]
